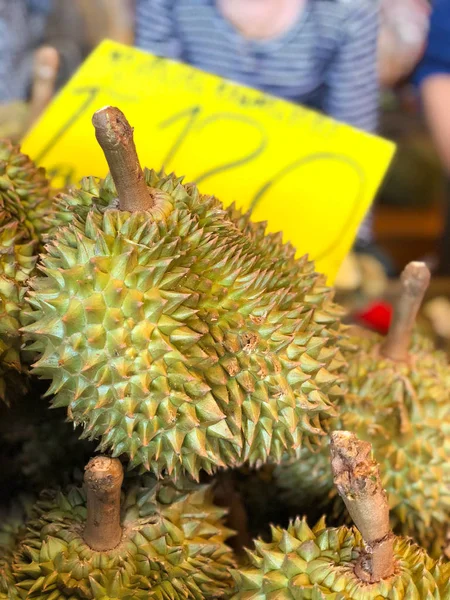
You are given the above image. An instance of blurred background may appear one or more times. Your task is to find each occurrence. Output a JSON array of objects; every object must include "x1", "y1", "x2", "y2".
[{"x1": 0, "y1": 0, "x2": 449, "y2": 347}]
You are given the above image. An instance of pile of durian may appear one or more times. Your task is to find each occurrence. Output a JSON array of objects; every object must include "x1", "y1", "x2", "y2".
[{"x1": 0, "y1": 106, "x2": 449, "y2": 600}]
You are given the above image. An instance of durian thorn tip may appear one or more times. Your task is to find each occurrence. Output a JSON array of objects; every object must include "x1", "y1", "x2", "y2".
[
  {"x1": 83, "y1": 455, "x2": 124, "y2": 552},
  {"x1": 92, "y1": 106, "x2": 153, "y2": 212},
  {"x1": 380, "y1": 261, "x2": 430, "y2": 362},
  {"x1": 330, "y1": 431, "x2": 395, "y2": 583}
]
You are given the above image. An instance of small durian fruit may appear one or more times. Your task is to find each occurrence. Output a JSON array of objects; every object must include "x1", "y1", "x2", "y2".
[
  {"x1": 0, "y1": 496, "x2": 33, "y2": 600},
  {"x1": 275, "y1": 262, "x2": 450, "y2": 555},
  {"x1": 232, "y1": 432, "x2": 447, "y2": 600},
  {"x1": 0, "y1": 495, "x2": 35, "y2": 550},
  {"x1": 0, "y1": 140, "x2": 53, "y2": 403},
  {"x1": 22, "y1": 106, "x2": 349, "y2": 480},
  {"x1": 436, "y1": 561, "x2": 450, "y2": 597},
  {"x1": 0, "y1": 213, "x2": 37, "y2": 403},
  {"x1": 0, "y1": 140, "x2": 52, "y2": 244},
  {"x1": 2, "y1": 456, "x2": 235, "y2": 599}
]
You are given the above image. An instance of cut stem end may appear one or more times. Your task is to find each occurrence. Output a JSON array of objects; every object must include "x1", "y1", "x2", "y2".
[
  {"x1": 83, "y1": 456, "x2": 124, "y2": 552},
  {"x1": 330, "y1": 431, "x2": 395, "y2": 583},
  {"x1": 92, "y1": 106, "x2": 153, "y2": 212}
]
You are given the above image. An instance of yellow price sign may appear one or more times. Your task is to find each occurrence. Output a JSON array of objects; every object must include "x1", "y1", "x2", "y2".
[{"x1": 22, "y1": 40, "x2": 395, "y2": 282}]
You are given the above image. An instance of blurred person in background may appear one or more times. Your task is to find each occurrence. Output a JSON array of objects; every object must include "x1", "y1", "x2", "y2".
[
  {"x1": 378, "y1": 0, "x2": 430, "y2": 90},
  {"x1": 135, "y1": 0, "x2": 382, "y2": 259},
  {"x1": 0, "y1": 0, "x2": 87, "y2": 138},
  {"x1": 0, "y1": 0, "x2": 52, "y2": 103},
  {"x1": 414, "y1": 0, "x2": 450, "y2": 274},
  {"x1": 0, "y1": 0, "x2": 134, "y2": 137},
  {"x1": 414, "y1": 0, "x2": 450, "y2": 175}
]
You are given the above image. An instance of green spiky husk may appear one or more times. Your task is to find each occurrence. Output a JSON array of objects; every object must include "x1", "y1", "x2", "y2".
[
  {"x1": 0, "y1": 140, "x2": 52, "y2": 243},
  {"x1": 23, "y1": 170, "x2": 349, "y2": 480},
  {"x1": 2, "y1": 477, "x2": 235, "y2": 599},
  {"x1": 231, "y1": 517, "x2": 446, "y2": 600},
  {"x1": 0, "y1": 140, "x2": 54, "y2": 403},
  {"x1": 0, "y1": 216, "x2": 36, "y2": 402},
  {"x1": 0, "y1": 496, "x2": 34, "y2": 600},
  {"x1": 275, "y1": 330, "x2": 450, "y2": 555}
]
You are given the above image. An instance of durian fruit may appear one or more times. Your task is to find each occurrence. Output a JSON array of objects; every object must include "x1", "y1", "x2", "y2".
[
  {"x1": 0, "y1": 496, "x2": 33, "y2": 600},
  {"x1": 0, "y1": 496, "x2": 33, "y2": 550},
  {"x1": 232, "y1": 432, "x2": 448, "y2": 600},
  {"x1": 1, "y1": 455, "x2": 236, "y2": 599},
  {"x1": 0, "y1": 213, "x2": 36, "y2": 402},
  {"x1": 436, "y1": 561, "x2": 450, "y2": 597},
  {"x1": 0, "y1": 140, "x2": 52, "y2": 243},
  {"x1": 275, "y1": 262, "x2": 450, "y2": 554},
  {"x1": 0, "y1": 140, "x2": 53, "y2": 403},
  {"x1": 22, "y1": 106, "x2": 349, "y2": 480}
]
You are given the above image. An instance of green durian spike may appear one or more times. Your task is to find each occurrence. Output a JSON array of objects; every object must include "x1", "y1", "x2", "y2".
[{"x1": 22, "y1": 107, "x2": 348, "y2": 480}]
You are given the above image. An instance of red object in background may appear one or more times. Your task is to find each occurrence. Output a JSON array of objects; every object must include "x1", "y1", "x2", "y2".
[{"x1": 355, "y1": 301, "x2": 393, "y2": 335}]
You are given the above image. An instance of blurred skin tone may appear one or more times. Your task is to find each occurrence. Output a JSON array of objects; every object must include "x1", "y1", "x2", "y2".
[
  {"x1": 217, "y1": 0, "x2": 306, "y2": 40},
  {"x1": 420, "y1": 75, "x2": 450, "y2": 174},
  {"x1": 218, "y1": 0, "x2": 427, "y2": 88},
  {"x1": 378, "y1": 0, "x2": 430, "y2": 88},
  {"x1": 378, "y1": 28, "x2": 424, "y2": 88}
]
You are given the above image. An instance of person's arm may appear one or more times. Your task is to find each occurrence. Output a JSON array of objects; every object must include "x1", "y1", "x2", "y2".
[
  {"x1": 413, "y1": 0, "x2": 450, "y2": 175},
  {"x1": 135, "y1": 0, "x2": 181, "y2": 59},
  {"x1": 323, "y1": 0, "x2": 380, "y2": 132},
  {"x1": 420, "y1": 75, "x2": 450, "y2": 174},
  {"x1": 40, "y1": 0, "x2": 85, "y2": 92},
  {"x1": 377, "y1": 0, "x2": 430, "y2": 89}
]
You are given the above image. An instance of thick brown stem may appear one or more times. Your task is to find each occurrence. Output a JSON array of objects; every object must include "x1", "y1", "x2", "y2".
[
  {"x1": 92, "y1": 106, "x2": 153, "y2": 212},
  {"x1": 381, "y1": 261, "x2": 430, "y2": 362},
  {"x1": 330, "y1": 431, "x2": 395, "y2": 583},
  {"x1": 83, "y1": 456, "x2": 124, "y2": 552}
]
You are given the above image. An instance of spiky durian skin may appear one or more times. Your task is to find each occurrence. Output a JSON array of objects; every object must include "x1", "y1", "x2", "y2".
[
  {"x1": 275, "y1": 331, "x2": 450, "y2": 555},
  {"x1": 0, "y1": 497, "x2": 33, "y2": 600},
  {"x1": 0, "y1": 139, "x2": 52, "y2": 402},
  {"x1": 435, "y1": 562, "x2": 450, "y2": 599},
  {"x1": 23, "y1": 170, "x2": 348, "y2": 479},
  {"x1": 0, "y1": 140, "x2": 52, "y2": 243},
  {"x1": 3, "y1": 477, "x2": 235, "y2": 600},
  {"x1": 0, "y1": 216, "x2": 36, "y2": 402},
  {"x1": 231, "y1": 517, "x2": 445, "y2": 600}
]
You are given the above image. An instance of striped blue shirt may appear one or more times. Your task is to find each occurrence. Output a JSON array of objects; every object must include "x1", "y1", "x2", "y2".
[
  {"x1": 135, "y1": 0, "x2": 380, "y2": 133},
  {"x1": 136, "y1": 0, "x2": 380, "y2": 243}
]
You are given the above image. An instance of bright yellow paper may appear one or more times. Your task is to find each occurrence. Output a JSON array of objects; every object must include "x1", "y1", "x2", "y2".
[{"x1": 22, "y1": 40, "x2": 395, "y2": 282}]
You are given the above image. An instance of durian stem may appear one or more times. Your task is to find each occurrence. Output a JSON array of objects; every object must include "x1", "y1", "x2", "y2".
[
  {"x1": 330, "y1": 431, "x2": 395, "y2": 583},
  {"x1": 380, "y1": 262, "x2": 430, "y2": 362},
  {"x1": 83, "y1": 456, "x2": 124, "y2": 552},
  {"x1": 92, "y1": 106, "x2": 153, "y2": 212}
]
